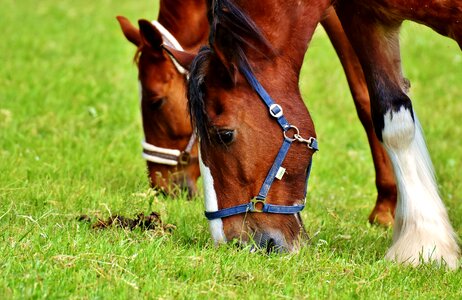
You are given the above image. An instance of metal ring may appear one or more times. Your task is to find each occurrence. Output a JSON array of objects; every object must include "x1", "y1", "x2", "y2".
[
  {"x1": 269, "y1": 104, "x2": 283, "y2": 118},
  {"x1": 250, "y1": 198, "x2": 265, "y2": 213},
  {"x1": 283, "y1": 125, "x2": 300, "y2": 142},
  {"x1": 178, "y1": 152, "x2": 191, "y2": 165}
]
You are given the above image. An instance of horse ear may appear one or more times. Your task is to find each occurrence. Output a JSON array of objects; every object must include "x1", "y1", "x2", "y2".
[
  {"x1": 162, "y1": 45, "x2": 196, "y2": 71},
  {"x1": 116, "y1": 16, "x2": 141, "y2": 46},
  {"x1": 138, "y1": 19, "x2": 163, "y2": 50}
]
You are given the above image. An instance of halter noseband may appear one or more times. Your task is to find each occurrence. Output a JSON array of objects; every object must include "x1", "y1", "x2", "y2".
[
  {"x1": 141, "y1": 21, "x2": 196, "y2": 167},
  {"x1": 142, "y1": 133, "x2": 196, "y2": 166},
  {"x1": 204, "y1": 62, "x2": 318, "y2": 220}
]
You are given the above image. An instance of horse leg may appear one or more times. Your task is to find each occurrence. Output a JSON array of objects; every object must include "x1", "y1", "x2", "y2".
[
  {"x1": 335, "y1": 4, "x2": 460, "y2": 268},
  {"x1": 321, "y1": 8, "x2": 397, "y2": 226}
]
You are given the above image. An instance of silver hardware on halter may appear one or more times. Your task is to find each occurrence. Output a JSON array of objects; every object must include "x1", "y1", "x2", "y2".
[
  {"x1": 269, "y1": 103, "x2": 283, "y2": 118},
  {"x1": 294, "y1": 134, "x2": 317, "y2": 150},
  {"x1": 283, "y1": 125, "x2": 317, "y2": 150},
  {"x1": 178, "y1": 152, "x2": 191, "y2": 165},
  {"x1": 283, "y1": 125, "x2": 300, "y2": 141}
]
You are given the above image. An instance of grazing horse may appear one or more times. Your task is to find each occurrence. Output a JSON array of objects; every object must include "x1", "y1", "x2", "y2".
[
  {"x1": 333, "y1": 0, "x2": 462, "y2": 268},
  {"x1": 187, "y1": 0, "x2": 460, "y2": 268},
  {"x1": 185, "y1": 0, "x2": 332, "y2": 250},
  {"x1": 116, "y1": 0, "x2": 208, "y2": 197}
]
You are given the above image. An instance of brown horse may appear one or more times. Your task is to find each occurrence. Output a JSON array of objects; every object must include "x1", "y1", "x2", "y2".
[
  {"x1": 116, "y1": 0, "x2": 208, "y2": 197},
  {"x1": 186, "y1": 0, "x2": 460, "y2": 268}
]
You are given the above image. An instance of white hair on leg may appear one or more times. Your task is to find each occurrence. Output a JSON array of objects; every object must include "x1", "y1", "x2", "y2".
[
  {"x1": 382, "y1": 107, "x2": 460, "y2": 269},
  {"x1": 199, "y1": 149, "x2": 226, "y2": 244}
]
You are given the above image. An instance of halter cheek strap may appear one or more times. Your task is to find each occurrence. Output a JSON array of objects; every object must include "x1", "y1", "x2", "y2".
[
  {"x1": 204, "y1": 62, "x2": 318, "y2": 220},
  {"x1": 151, "y1": 21, "x2": 188, "y2": 75}
]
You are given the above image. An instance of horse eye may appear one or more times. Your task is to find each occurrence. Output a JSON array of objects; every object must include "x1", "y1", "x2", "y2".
[
  {"x1": 149, "y1": 97, "x2": 165, "y2": 110},
  {"x1": 215, "y1": 129, "x2": 235, "y2": 145}
]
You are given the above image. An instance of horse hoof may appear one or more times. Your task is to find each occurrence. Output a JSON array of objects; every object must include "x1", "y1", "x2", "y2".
[{"x1": 368, "y1": 206, "x2": 394, "y2": 226}]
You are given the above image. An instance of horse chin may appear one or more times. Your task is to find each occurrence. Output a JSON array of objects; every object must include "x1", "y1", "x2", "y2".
[{"x1": 222, "y1": 214, "x2": 306, "y2": 254}]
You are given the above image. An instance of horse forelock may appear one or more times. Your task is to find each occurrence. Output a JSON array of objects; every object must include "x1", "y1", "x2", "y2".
[
  {"x1": 209, "y1": 0, "x2": 274, "y2": 64},
  {"x1": 188, "y1": 46, "x2": 212, "y2": 141}
]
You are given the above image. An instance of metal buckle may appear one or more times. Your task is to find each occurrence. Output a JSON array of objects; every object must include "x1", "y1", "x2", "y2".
[
  {"x1": 250, "y1": 198, "x2": 266, "y2": 213},
  {"x1": 178, "y1": 152, "x2": 191, "y2": 165},
  {"x1": 269, "y1": 104, "x2": 283, "y2": 118}
]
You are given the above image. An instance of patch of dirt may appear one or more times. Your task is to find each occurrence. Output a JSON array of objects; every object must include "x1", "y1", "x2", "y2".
[{"x1": 77, "y1": 212, "x2": 175, "y2": 232}]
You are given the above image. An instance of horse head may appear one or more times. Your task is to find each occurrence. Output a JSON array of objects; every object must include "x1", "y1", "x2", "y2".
[{"x1": 117, "y1": 16, "x2": 200, "y2": 197}]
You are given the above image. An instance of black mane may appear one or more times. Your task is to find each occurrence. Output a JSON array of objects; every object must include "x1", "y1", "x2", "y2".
[{"x1": 188, "y1": 0, "x2": 273, "y2": 140}]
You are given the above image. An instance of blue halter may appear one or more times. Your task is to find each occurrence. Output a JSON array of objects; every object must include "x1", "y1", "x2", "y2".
[{"x1": 204, "y1": 62, "x2": 318, "y2": 220}]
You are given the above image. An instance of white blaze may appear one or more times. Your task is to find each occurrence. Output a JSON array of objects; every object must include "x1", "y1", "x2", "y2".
[{"x1": 199, "y1": 150, "x2": 226, "y2": 244}]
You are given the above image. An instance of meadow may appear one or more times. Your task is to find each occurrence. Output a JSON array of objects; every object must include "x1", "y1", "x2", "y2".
[{"x1": 1, "y1": 0, "x2": 462, "y2": 299}]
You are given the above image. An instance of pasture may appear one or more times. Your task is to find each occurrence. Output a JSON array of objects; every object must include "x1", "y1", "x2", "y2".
[{"x1": 1, "y1": 0, "x2": 462, "y2": 298}]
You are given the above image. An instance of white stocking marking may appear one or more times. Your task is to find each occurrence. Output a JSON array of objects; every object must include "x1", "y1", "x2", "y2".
[{"x1": 382, "y1": 107, "x2": 459, "y2": 268}]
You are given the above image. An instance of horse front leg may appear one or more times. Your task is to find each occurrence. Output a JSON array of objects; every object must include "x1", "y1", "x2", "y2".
[
  {"x1": 335, "y1": 4, "x2": 460, "y2": 268},
  {"x1": 321, "y1": 7, "x2": 397, "y2": 226}
]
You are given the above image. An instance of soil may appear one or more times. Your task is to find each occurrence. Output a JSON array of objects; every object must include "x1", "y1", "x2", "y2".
[{"x1": 77, "y1": 212, "x2": 176, "y2": 232}]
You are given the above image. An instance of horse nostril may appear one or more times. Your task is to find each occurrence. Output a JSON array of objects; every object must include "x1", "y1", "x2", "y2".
[
  {"x1": 265, "y1": 238, "x2": 276, "y2": 254},
  {"x1": 257, "y1": 233, "x2": 286, "y2": 254}
]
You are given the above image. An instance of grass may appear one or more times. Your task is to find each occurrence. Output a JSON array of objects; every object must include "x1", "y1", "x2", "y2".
[{"x1": 1, "y1": 0, "x2": 462, "y2": 299}]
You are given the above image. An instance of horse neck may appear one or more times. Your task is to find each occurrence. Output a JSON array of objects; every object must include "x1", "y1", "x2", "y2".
[
  {"x1": 238, "y1": 0, "x2": 330, "y2": 80},
  {"x1": 157, "y1": 0, "x2": 208, "y2": 51}
]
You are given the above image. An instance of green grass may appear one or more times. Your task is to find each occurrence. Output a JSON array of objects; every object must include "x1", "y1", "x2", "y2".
[{"x1": 1, "y1": 1, "x2": 462, "y2": 299}]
